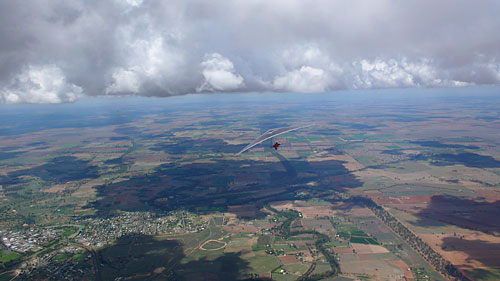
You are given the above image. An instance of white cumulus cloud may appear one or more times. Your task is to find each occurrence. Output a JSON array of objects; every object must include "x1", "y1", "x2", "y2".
[
  {"x1": 106, "y1": 69, "x2": 141, "y2": 94},
  {"x1": 273, "y1": 66, "x2": 332, "y2": 93},
  {"x1": 1, "y1": 0, "x2": 500, "y2": 103},
  {"x1": 0, "y1": 65, "x2": 82, "y2": 104},
  {"x1": 273, "y1": 45, "x2": 344, "y2": 92},
  {"x1": 106, "y1": 28, "x2": 187, "y2": 95},
  {"x1": 197, "y1": 53, "x2": 244, "y2": 92},
  {"x1": 350, "y1": 58, "x2": 470, "y2": 89}
]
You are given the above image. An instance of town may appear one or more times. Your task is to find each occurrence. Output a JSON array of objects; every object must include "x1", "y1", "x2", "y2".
[{"x1": 0, "y1": 210, "x2": 209, "y2": 280}]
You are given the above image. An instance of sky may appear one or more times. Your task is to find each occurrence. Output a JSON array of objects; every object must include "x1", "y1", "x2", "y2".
[{"x1": 0, "y1": 0, "x2": 499, "y2": 104}]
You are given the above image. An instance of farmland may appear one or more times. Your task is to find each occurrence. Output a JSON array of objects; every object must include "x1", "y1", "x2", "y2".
[{"x1": 1, "y1": 90, "x2": 500, "y2": 280}]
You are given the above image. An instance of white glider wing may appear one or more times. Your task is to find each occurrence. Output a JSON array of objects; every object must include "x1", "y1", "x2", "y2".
[{"x1": 236, "y1": 124, "x2": 312, "y2": 155}]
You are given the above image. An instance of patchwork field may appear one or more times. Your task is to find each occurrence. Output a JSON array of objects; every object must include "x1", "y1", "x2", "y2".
[{"x1": 2, "y1": 91, "x2": 500, "y2": 280}]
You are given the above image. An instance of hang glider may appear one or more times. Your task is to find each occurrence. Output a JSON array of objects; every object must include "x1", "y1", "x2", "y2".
[
  {"x1": 273, "y1": 142, "x2": 280, "y2": 150},
  {"x1": 236, "y1": 124, "x2": 313, "y2": 155}
]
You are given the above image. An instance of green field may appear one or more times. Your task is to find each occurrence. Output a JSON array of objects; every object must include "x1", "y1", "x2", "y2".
[
  {"x1": 247, "y1": 255, "x2": 281, "y2": 273},
  {"x1": 72, "y1": 253, "x2": 86, "y2": 260},
  {"x1": 62, "y1": 226, "x2": 78, "y2": 237},
  {"x1": 349, "y1": 237, "x2": 379, "y2": 245},
  {"x1": 0, "y1": 250, "x2": 21, "y2": 263},
  {"x1": 252, "y1": 245, "x2": 266, "y2": 251},
  {"x1": 325, "y1": 241, "x2": 348, "y2": 247},
  {"x1": 54, "y1": 253, "x2": 72, "y2": 261}
]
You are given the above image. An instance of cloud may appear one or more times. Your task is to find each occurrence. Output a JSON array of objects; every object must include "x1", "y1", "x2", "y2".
[
  {"x1": 272, "y1": 45, "x2": 344, "y2": 92},
  {"x1": 0, "y1": 0, "x2": 499, "y2": 103},
  {"x1": 122, "y1": 0, "x2": 143, "y2": 7},
  {"x1": 106, "y1": 35, "x2": 186, "y2": 95},
  {"x1": 0, "y1": 65, "x2": 82, "y2": 104},
  {"x1": 350, "y1": 58, "x2": 471, "y2": 89},
  {"x1": 106, "y1": 17, "x2": 189, "y2": 95},
  {"x1": 106, "y1": 69, "x2": 141, "y2": 94},
  {"x1": 273, "y1": 66, "x2": 330, "y2": 93},
  {"x1": 197, "y1": 53, "x2": 244, "y2": 92}
]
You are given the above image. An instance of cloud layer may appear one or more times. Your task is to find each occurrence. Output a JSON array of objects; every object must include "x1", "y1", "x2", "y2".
[
  {"x1": 0, "y1": 0, "x2": 499, "y2": 103},
  {"x1": 1, "y1": 65, "x2": 82, "y2": 104}
]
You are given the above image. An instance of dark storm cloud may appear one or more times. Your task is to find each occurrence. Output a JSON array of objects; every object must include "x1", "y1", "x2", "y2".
[{"x1": 0, "y1": 0, "x2": 499, "y2": 103}]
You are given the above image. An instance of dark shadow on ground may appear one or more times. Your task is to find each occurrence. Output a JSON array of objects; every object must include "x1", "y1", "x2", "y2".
[
  {"x1": 410, "y1": 140, "x2": 479, "y2": 150},
  {"x1": 273, "y1": 151, "x2": 297, "y2": 179},
  {"x1": 462, "y1": 268, "x2": 500, "y2": 281},
  {"x1": 91, "y1": 150, "x2": 362, "y2": 218},
  {"x1": 440, "y1": 237, "x2": 500, "y2": 268},
  {"x1": 412, "y1": 152, "x2": 500, "y2": 168},
  {"x1": 151, "y1": 138, "x2": 244, "y2": 155},
  {"x1": 97, "y1": 233, "x2": 265, "y2": 281},
  {"x1": 0, "y1": 150, "x2": 24, "y2": 161},
  {"x1": 412, "y1": 195, "x2": 500, "y2": 235},
  {"x1": 0, "y1": 156, "x2": 99, "y2": 186}
]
